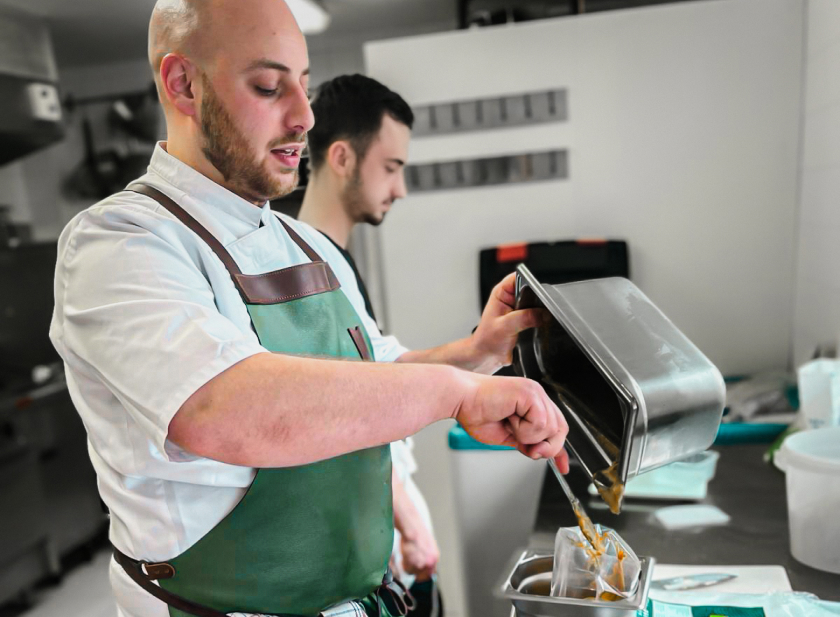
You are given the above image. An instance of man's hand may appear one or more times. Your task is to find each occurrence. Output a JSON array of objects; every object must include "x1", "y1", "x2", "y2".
[
  {"x1": 392, "y1": 469, "x2": 439, "y2": 583},
  {"x1": 470, "y1": 273, "x2": 547, "y2": 374},
  {"x1": 395, "y1": 273, "x2": 546, "y2": 374},
  {"x1": 399, "y1": 521, "x2": 439, "y2": 582},
  {"x1": 455, "y1": 372, "x2": 569, "y2": 462}
]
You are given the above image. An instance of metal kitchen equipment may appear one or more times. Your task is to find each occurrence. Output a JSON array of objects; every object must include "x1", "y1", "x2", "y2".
[
  {"x1": 497, "y1": 549, "x2": 655, "y2": 617},
  {"x1": 513, "y1": 265, "x2": 725, "y2": 503},
  {"x1": 547, "y1": 458, "x2": 601, "y2": 553},
  {"x1": 0, "y1": 6, "x2": 64, "y2": 166}
]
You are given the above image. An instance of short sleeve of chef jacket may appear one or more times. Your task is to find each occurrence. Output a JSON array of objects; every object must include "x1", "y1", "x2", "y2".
[{"x1": 50, "y1": 199, "x2": 270, "y2": 462}]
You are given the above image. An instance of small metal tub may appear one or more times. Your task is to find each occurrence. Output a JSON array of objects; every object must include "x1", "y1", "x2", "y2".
[{"x1": 497, "y1": 549, "x2": 654, "y2": 617}]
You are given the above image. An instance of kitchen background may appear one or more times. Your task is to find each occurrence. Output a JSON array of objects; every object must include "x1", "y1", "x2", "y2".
[{"x1": 1, "y1": 0, "x2": 839, "y2": 616}]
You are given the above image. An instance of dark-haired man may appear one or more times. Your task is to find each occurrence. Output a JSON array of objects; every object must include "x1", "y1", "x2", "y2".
[
  {"x1": 49, "y1": 3, "x2": 569, "y2": 616},
  {"x1": 300, "y1": 74, "x2": 411, "y2": 249},
  {"x1": 298, "y1": 75, "x2": 441, "y2": 615}
]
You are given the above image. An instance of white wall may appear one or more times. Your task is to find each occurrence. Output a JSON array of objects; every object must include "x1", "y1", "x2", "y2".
[
  {"x1": 792, "y1": 0, "x2": 840, "y2": 367},
  {"x1": 364, "y1": 1, "x2": 803, "y2": 615},
  {"x1": 366, "y1": 0, "x2": 803, "y2": 375}
]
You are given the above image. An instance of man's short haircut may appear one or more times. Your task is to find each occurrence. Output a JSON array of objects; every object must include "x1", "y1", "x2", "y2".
[{"x1": 308, "y1": 74, "x2": 414, "y2": 172}]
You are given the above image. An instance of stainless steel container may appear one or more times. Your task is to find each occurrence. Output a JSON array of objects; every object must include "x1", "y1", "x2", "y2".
[
  {"x1": 513, "y1": 265, "x2": 726, "y2": 493},
  {"x1": 497, "y1": 549, "x2": 655, "y2": 617}
]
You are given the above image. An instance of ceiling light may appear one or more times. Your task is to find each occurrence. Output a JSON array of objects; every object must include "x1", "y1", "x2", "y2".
[{"x1": 286, "y1": 0, "x2": 331, "y2": 34}]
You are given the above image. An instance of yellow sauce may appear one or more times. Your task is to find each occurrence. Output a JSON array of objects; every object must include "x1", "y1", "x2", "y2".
[
  {"x1": 568, "y1": 513, "x2": 630, "y2": 602},
  {"x1": 594, "y1": 463, "x2": 626, "y2": 515}
]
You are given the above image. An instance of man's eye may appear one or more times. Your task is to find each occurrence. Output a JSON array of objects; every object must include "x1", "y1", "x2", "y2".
[
  {"x1": 386, "y1": 167, "x2": 397, "y2": 173},
  {"x1": 255, "y1": 86, "x2": 277, "y2": 96}
]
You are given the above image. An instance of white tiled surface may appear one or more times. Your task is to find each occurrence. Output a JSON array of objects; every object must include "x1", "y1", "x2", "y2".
[
  {"x1": 20, "y1": 549, "x2": 116, "y2": 617},
  {"x1": 793, "y1": 0, "x2": 840, "y2": 366}
]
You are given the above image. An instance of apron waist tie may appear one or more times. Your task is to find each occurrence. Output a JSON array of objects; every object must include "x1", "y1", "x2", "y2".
[
  {"x1": 115, "y1": 547, "x2": 411, "y2": 617},
  {"x1": 373, "y1": 570, "x2": 415, "y2": 617},
  {"x1": 114, "y1": 547, "x2": 232, "y2": 617}
]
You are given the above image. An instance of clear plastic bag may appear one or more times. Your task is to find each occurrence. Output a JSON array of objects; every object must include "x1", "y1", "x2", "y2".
[{"x1": 550, "y1": 524, "x2": 642, "y2": 601}]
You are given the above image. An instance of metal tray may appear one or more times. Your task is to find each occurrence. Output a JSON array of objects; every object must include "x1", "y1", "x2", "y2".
[
  {"x1": 496, "y1": 549, "x2": 654, "y2": 617},
  {"x1": 513, "y1": 265, "x2": 725, "y2": 486}
]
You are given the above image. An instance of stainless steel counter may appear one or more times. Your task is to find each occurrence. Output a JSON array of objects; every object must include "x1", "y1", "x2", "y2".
[{"x1": 530, "y1": 443, "x2": 840, "y2": 602}]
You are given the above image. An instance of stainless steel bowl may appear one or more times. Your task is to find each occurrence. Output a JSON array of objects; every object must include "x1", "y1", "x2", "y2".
[
  {"x1": 497, "y1": 549, "x2": 655, "y2": 617},
  {"x1": 513, "y1": 265, "x2": 726, "y2": 489}
]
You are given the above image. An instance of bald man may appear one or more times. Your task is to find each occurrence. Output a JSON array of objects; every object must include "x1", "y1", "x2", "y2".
[{"x1": 49, "y1": 2, "x2": 569, "y2": 616}]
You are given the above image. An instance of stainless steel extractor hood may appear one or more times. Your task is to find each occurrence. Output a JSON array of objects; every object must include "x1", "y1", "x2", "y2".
[{"x1": 0, "y1": 6, "x2": 64, "y2": 166}]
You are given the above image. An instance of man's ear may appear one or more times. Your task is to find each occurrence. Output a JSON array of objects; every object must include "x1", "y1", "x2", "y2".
[
  {"x1": 159, "y1": 53, "x2": 200, "y2": 117},
  {"x1": 326, "y1": 140, "x2": 356, "y2": 178}
]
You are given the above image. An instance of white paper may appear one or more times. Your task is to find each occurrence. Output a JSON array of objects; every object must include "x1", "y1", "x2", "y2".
[{"x1": 650, "y1": 564, "x2": 792, "y2": 600}]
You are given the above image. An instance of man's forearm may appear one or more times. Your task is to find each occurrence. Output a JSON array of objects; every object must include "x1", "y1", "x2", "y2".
[
  {"x1": 397, "y1": 336, "x2": 503, "y2": 375},
  {"x1": 169, "y1": 352, "x2": 468, "y2": 468}
]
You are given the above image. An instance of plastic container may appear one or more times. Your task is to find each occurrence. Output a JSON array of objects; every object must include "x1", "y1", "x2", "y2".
[
  {"x1": 618, "y1": 450, "x2": 720, "y2": 501},
  {"x1": 797, "y1": 359, "x2": 840, "y2": 429},
  {"x1": 773, "y1": 427, "x2": 840, "y2": 574},
  {"x1": 448, "y1": 425, "x2": 546, "y2": 617},
  {"x1": 586, "y1": 450, "x2": 720, "y2": 501}
]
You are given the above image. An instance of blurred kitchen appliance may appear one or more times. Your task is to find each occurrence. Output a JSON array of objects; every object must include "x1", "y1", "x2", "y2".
[
  {"x1": 0, "y1": 205, "x2": 32, "y2": 248},
  {"x1": 479, "y1": 240, "x2": 628, "y2": 311},
  {"x1": 0, "y1": 239, "x2": 107, "y2": 604},
  {"x1": 63, "y1": 84, "x2": 160, "y2": 200},
  {"x1": 460, "y1": 0, "x2": 701, "y2": 27},
  {"x1": 0, "y1": 242, "x2": 61, "y2": 389},
  {"x1": 513, "y1": 265, "x2": 725, "y2": 508},
  {"x1": 0, "y1": 7, "x2": 64, "y2": 166},
  {"x1": 0, "y1": 436, "x2": 57, "y2": 607}
]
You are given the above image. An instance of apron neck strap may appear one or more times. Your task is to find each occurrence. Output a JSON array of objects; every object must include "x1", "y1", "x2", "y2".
[
  {"x1": 126, "y1": 183, "x2": 326, "y2": 269},
  {"x1": 127, "y1": 183, "x2": 243, "y2": 275},
  {"x1": 126, "y1": 183, "x2": 340, "y2": 307},
  {"x1": 274, "y1": 210, "x2": 324, "y2": 262}
]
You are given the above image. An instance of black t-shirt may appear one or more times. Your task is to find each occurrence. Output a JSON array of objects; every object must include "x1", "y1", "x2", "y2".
[{"x1": 319, "y1": 232, "x2": 378, "y2": 326}]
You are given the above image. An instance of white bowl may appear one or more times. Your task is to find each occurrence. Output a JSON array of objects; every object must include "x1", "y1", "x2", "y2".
[{"x1": 774, "y1": 427, "x2": 840, "y2": 574}]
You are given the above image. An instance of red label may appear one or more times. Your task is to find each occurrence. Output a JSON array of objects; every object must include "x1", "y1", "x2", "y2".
[{"x1": 496, "y1": 243, "x2": 529, "y2": 263}]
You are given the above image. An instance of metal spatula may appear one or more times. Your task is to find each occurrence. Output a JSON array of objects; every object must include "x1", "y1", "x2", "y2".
[
  {"x1": 547, "y1": 458, "x2": 601, "y2": 552},
  {"x1": 651, "y1": 573, "x2": 737, "y2": 591}
]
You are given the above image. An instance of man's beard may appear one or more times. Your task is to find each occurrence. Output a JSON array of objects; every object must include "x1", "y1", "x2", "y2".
[
  {"x1": 342, "y1": 167, "x2": 387, "y2": 226},
  {"x1": 200, "y1": 78, "x2": 299, "y2": 203}
]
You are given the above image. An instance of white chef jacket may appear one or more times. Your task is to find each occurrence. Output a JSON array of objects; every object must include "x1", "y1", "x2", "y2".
[
  {"x1": 390, "y1": 438, "x2": 435, "y2": 590},
  {"x1": 49, "y1": 143, "x2": 408, "y2": 617}
]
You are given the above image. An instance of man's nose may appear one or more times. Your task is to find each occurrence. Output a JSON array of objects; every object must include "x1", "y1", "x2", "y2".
[
  {"x1": 285, "y1": 84, "x2": 315, "y2": 134},
  {"x1": 394, "y1": 169, "x2": 408, "y2": 200}
]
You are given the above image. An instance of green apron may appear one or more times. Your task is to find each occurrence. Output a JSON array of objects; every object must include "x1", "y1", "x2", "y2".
[{"x1": 115, "y1": 184, "x2": 398, "y2": 617}]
